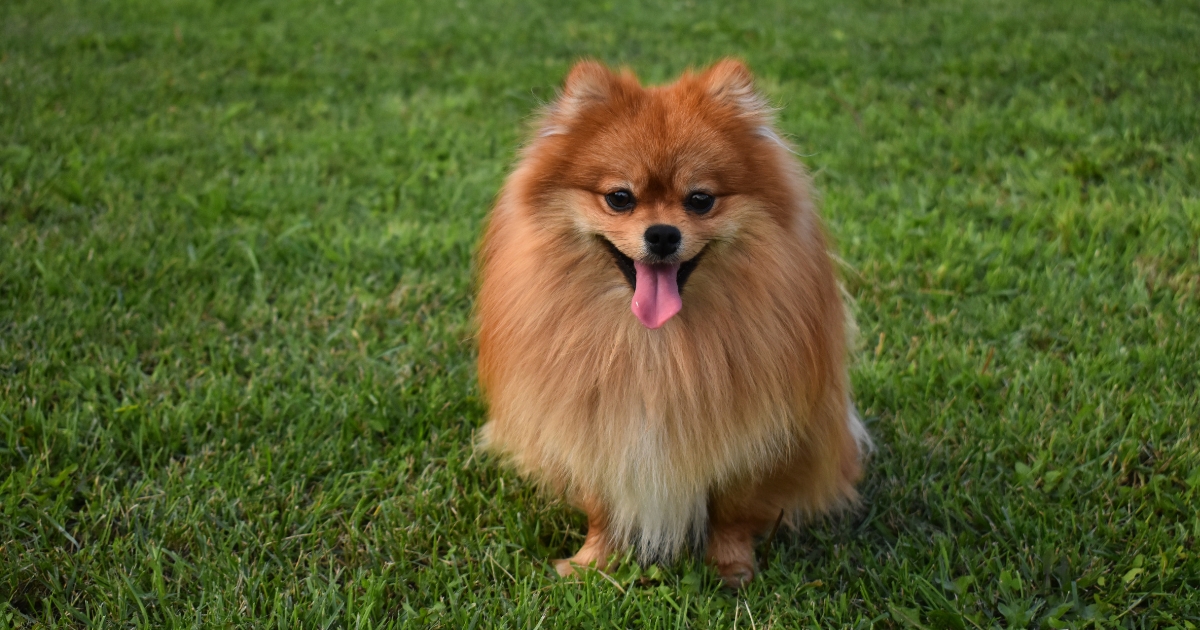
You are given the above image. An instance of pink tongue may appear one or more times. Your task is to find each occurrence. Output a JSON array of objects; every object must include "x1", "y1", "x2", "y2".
[{"x1": 631, "y1": 261, "x2": 682, "y2": 329}]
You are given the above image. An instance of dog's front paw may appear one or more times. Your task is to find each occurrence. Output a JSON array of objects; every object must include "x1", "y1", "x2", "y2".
[
  {"x1": 554, "y1": 556, "x2": 612, "y2": 578},
  {"x1": 716, "y1": 561, "x2": 756, "y2": 589},
  {"x1": 553, "y1": 558, "x2": 579, "y2": 577}
]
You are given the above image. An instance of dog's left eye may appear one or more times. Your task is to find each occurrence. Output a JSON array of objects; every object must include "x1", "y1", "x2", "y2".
[{"x1": 684, "y1": 192, "x2": 715, "y2": 214}]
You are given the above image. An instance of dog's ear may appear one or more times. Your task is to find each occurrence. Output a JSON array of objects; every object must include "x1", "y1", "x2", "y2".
[
  {"x1": 563, "y1": 60, "x2": 619, "y2": 109},
  {"x1": 540, "y1": 60, "x2": 624, "y2": 136},
  {"x1": 700, "y1": 58, "x2": 769, "y2": 118}
]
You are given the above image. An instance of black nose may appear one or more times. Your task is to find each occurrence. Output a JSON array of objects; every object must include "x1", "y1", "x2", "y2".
[{"x1": 644, "y1": 224, "x2": 681, "y2": 257}]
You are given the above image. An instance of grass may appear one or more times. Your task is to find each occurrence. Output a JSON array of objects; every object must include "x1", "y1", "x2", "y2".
[{"x1": 2, "y1": 0, "x2": 1199, "y2": 626}]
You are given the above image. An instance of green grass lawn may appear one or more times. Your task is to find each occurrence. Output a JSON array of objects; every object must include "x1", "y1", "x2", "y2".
[{"x1": 2, "y1": 0, "x2": 1199, "y2": 626}]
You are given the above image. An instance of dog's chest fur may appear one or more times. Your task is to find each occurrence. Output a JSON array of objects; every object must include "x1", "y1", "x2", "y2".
[{"x1": 481, "y1": 300, "x2": 803, "y2": 560}]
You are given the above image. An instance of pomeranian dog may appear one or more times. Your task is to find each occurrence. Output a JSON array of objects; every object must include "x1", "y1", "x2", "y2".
[{"x1": 476, "y1": 59, "x2": 871, "y2": 588}]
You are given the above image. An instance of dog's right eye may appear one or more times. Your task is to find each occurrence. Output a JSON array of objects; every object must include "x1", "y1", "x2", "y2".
[{"x1": 605, "y1": 190, "x2": 636, "y2": 212}]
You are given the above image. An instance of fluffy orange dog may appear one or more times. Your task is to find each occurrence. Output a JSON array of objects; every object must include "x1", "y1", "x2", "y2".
[{"x1": 476, "y1": 59, "x2": 871, "y2": 588}]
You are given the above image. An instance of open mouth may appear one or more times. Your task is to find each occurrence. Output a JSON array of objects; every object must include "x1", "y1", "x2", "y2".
[{"x1": 600, "y1": 237, "x2": 704, "y2": 329}]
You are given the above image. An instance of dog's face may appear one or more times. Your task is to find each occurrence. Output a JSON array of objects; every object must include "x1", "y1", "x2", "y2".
[{"x1": 524, "y1": 60, "x2": 794, "y2": 328}]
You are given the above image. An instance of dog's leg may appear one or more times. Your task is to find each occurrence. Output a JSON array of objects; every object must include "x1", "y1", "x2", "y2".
[
  {"x1": 705, "y1": 519, "x2": 761, "y2": 589},
  {"x1": 706, "y1": 405, "x2": 864, "y2": 590},
  {"x1": 554, "y1": 502, "x2": 615, "y2": 577}
]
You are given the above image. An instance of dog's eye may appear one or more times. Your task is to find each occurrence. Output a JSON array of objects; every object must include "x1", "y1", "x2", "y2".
[
  {"x1": 684, "y1": 192, "x2": 715, "y2": 214},
  {"x1": 605, "y1": 190, "x2": 636, "y2": 212}
]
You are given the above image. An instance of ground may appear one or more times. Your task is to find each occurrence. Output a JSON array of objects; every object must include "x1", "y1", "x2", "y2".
[{"x1": 1, "y1": 0, "x2": 1198, "y2": 627}]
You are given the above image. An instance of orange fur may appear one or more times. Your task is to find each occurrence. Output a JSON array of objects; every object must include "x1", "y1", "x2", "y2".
[{"x1": 476, "y1": 59, "x2": 870, "y2": 588}]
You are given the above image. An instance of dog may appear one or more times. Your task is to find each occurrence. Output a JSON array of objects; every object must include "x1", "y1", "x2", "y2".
[{"x1": 475, "y1": 59, "x2": 871, "y2": 588}]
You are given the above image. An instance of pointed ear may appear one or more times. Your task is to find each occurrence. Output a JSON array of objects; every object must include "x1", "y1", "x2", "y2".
[
  {"x1": 700, "y1": 58, "x2": 769, "y2": 117},
  {"x1": 563, "y1": 60, "x2": 619, "y2": 108},
  {"x1": 539, "y1": 60, "x2": 621, "y2": 136}
]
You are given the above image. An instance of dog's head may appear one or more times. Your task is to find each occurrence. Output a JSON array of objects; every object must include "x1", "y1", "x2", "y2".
[{"x1": 520, "y1": 59, "x2": 802, "y2": 329}]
